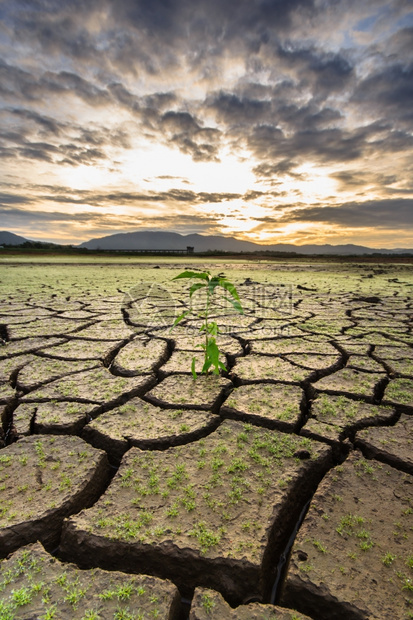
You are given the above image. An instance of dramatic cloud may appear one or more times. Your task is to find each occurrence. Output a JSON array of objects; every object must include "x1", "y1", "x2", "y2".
[
  {"x1": 278, "y1": 199, "x2": 413, "y2": 228},
  {"x1": 0, "y1": 0, "x2": 412, "y2": 246}
]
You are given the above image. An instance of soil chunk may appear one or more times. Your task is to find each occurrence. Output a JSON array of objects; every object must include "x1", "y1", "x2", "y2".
[
  {"x1": 74, "y1": 318, "x2": 133, "y2": 340},
  {"x1": 82, "y1": 398, "x2": 219, "y2": 459},
  {"x1": 16, "y1": 357, "x2": 100, "y2": 391},
  {"x1": 13, "y1": 400, "x2": 94, "y2": 436},
  {"x1": 38, "y1": 338, "x2": 119, "y2": 361},
  {"x1": 280, "y1": 452, "x2": 413, "y2": 620},
  {"x1": 307, "y1": 393, "x2": 396, "y2": 435},
  {"x1": 284, "y1": 353, "x2": 341, "y2": 370},
  {"x1": 251, "y1": 337, "x2": 336, "y2": 356},
  {"x1": 374, "y1": 345, "x2": 413, "y2": 361},
  {"x1": 189, "y1": 587, "x2": 312, "y2": 619},
  {"x1": 0, "y1": 435, "x2": 109, "y2": 556},
  {"x1": 355, "y1": 414, "x2": 413, "y2": 474},
  {"x1": 0, "y1": 337, "x2": 66, "y2": 359},
  {"x1": 346, "y1": 355, "x2": 385, "y2": 373},
  {"x1": 146, "y1": 374, "x2": 231, "y2": 411},
  {"x1": 21, "y1": 368, "x2": 155, "y2": 405},
  {"x1": 232, "y1": 355, "x2": 308, "y2": 383},
  {"x1": 60, "y1": 420, "x2": 332, "y2": 605},
  {"x1": 0, "y1": 381, "x2": 16, "y2": 403},
  {"x1": 0, "y1": 542, "x2": 180, "y2": 619},
  {"x1": 0, "y1": 354, "x2": 34, "y2": 382},
  {"x1": 313, "y1": 367, "x2": 386, "y2": 398},
  {"x1": 8, "y1": 318, "x2": 93, "y2": 339},
  {"x1": 383, "y1": 377, "x2": 413, "y2": 409},
  {"x1": 221, "y1": 383, "x2": 304, "y2": 431},
  {"x1": 112, "y1": 337, "x2": 169, "y2": 375}
]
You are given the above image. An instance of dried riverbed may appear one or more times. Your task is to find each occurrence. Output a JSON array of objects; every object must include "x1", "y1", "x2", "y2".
[{"x1": 0, "y1": 259, "x2": 412, "y2": 619}]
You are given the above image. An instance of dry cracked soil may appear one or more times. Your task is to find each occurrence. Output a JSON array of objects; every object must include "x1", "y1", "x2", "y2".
[{"x1": 0, "y1": 259, "x2": 412, "y2": 619}]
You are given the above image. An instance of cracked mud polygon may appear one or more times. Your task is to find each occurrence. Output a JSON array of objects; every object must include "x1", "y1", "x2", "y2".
[{"x1": 0, "y1": 258, "x2": 412, "y2": 619}]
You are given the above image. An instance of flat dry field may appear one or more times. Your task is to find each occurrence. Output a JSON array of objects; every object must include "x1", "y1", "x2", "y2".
[{"x1": 0, "y1": 258, "x2": 412, "y2": 619}]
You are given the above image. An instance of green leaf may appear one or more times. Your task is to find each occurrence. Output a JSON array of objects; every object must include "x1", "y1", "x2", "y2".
[
  {"x1": 206, "y1": 322, "x2": 219, "y2": 336},
  {"x1": 202, "y1": 358, "x2": 213, "y2": 373},
  {"x1": 224, "y1": 296, "x2": 244, "y2": 314},
  {"x1": 204, "y1": 338, "x2": 221, "y2": 374},
  {"x1": 218, "y1": 278, "x2": 242, "y2": 303},
  {"x1": 207, "y1": 276, "x2": 220, "y2": 296},
  {"x1": 189, "y1": 282, "x2": 207, "y2": 297},
  {"x1": 172, "y1": 271, "x2": 209, "y2": 281},
  {"x1": 171, "y1": 310, "x2": 190, "y2": 328},
  {"x1": 191, "y1": 357, "x2": 197, "y2": 380}
]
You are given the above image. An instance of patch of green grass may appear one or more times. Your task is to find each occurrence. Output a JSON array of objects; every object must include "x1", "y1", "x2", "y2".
[
  {"x1": 312, "y1": 539, "x2": 327, "y2": 553},
  {"x1": 189, "y1": 521, "x2": 223, "y2": 553},
  {"x1": 382, "y1": 552, "x2": 397, "y2": 567},
  {"x1": 201, "y1": 592, "x2": 215, "y2": 614}
]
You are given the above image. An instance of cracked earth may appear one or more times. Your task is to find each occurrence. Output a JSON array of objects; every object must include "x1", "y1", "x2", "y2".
[{"x1": 0, "y1": 260, "x2": 412, "y2": 619}]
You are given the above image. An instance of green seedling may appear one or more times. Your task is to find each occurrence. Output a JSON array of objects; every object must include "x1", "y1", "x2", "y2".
[
  {"x1": 171, "y1": 270, "x2": 243, "y2": 378},
  {"x1": 201, "y1": 592, "x2": 215, "y2": 614}
]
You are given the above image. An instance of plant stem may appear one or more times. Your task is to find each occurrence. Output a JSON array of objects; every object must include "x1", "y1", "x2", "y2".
[{"x1": 204, "y1": 283, "x2": 210, "y2": 373}]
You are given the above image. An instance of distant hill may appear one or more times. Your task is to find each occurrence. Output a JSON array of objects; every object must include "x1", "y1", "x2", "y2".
[
  {"x1": 1, "y1": 230, "x2": 412, "y2": 254},
  {"x1": 0, "y1": 231, "x2": 30, "y2": 246},
  {"x1": 78, "y1": 231, "x2": 413, "y2": 255}
]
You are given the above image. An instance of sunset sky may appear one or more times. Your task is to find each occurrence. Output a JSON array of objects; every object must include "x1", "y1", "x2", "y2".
[{"x1": 1, "y1": 0, "x2": 412, "y2": 247}]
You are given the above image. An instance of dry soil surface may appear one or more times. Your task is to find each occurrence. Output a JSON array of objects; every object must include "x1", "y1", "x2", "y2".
[{"x1": 0, "y1": 261, "x2": 412, "y2": 619}]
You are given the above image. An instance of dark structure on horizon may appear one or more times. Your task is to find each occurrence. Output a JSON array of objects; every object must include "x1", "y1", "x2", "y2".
[{"x1": 109, "y1": 246, "x2": 195, "y2": 255}]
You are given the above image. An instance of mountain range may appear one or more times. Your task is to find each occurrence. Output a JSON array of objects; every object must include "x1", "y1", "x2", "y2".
[
  {"x1": 1, "y1": 230, "x2": 412, "y2": 255},
  {"x1": 79, "y1": 231, "x2": 413, "y2": 255},
  {"x1": 0, "y1": 231, "x2": 31, "y2": 246}
]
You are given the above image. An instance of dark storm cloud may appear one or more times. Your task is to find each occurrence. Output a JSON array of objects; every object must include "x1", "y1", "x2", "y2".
[
  {"x1": 110, "y1": 0, "x2": 317, "y2": 52},
  {"x1": 244, "y1": 113, "x2": 413, "y2": 174},
  {"x1": 43, "y1": 71, "x2": 110, "y2": 105},
  {"x1": 0, "y1": 60, "x2": 109, "y2": 107},
  {"x1": 159, "y1": 111, "x2": 221, "y2": 162},
  {"x1": 275, "y1": 199, "x2": 413, "y2": 228},
  {"x1": 2, "y1": 1, "x2": 412, "y2": 169},
  {"x1": 0, "y1": 193, "x2": 34, "y2": 205},
  {"x1": 1, "y1": 62, "x2": 220, "y2": 163},
  {"x1": 352, "y1": 62, "x2": 413, "y2": 123},
  {"x1": 1, "y1": 0, "x2": 326, "y2": 83},
  {"x1": 331, "y1": 170, "x2": 398, "y2": 191},
  {"x1": 45, "y1": 188, "x2": 241, "y2": 206},
  {"x1": 207, "y1": 92, "x2": 272, "y2": 124},
  {"x1": 0, "y1": 205, "x2": 219, "y2": 237},
  {"x1": 6, "y1": 108, "x2": 63, "y2": 135},
  {"x1": 274, "y1": 44, "x2": 354, "y2": 98},
  {"x1": 0, "y1": 106, "x2": 131, "y2": 166},
  {"x1": 0, "y1": 185, "x2": 243, "y2": 208},
  {"x1": 0, "y1": 136, "x2": 107, "y2": 167},
  {"x1": 1, "y1": 0, "x2": 413, "y2": 243},
  {"x1": 0, "y1": 206, "x2": 92, "y2": 224},
  {"x1": 253, "y1": 159, "x2": 301, "y2": 179},
  {"x1": 247, "y1": 124, "x2": 364, "y2": 164}
]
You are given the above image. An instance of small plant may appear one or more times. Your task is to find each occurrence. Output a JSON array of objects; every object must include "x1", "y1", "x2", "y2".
[
  {"x1": 201, "y1": 592, "x2": 215, "y2": 614},
  {"x1": 81, "y1": 610, "x2": 100, "y2": 620},
  {"x1": 172, "y1": 270, "x2": 243, "y2": 377},
  {"x1": 382, "y1": 552, "x2": 396, "y2": 567},
  {"x1": 312, "y1": 539, "x2": 327, "y2": 553}
]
